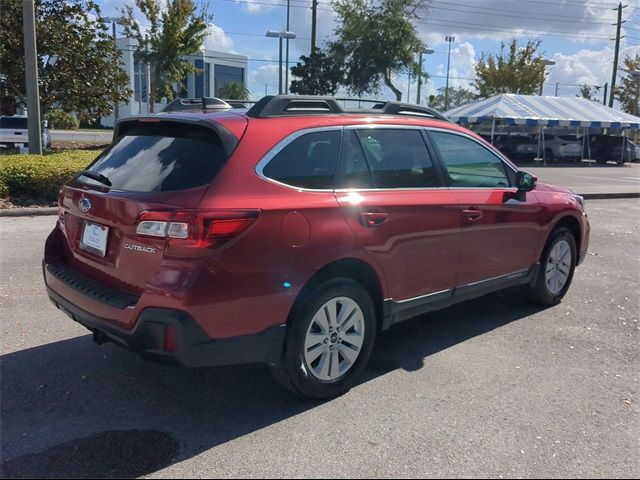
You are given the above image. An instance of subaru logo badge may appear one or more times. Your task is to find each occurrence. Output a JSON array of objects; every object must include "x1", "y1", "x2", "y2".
[{"x1": 79, "y1": 197, "x2": 91, "y2": 213}]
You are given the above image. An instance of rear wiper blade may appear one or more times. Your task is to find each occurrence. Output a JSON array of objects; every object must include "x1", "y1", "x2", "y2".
[{"x1": 78, "y1": 170, "x2": 112, "y2": 187}]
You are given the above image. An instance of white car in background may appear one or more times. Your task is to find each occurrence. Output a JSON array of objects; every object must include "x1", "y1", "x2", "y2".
[
  {"x1": 544, "y1": 134, "x2": 582, "y2": 162},
  {"x1": 0, "y1": 116, "x2": 51, "y2": 149}
]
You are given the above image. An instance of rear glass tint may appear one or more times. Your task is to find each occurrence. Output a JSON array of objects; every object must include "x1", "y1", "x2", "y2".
[
  {"x1": 262, "y1": 130, "x2": 341, "y2": 189},
  {"x1": 79, "y1": 122, "x2": 228, "y2": 192},
  {"x1": 0, "y1": 117, "x2": 28, "y2": 129}
]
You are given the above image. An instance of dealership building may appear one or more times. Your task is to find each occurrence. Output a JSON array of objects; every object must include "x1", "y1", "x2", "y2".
[{"x1": 101, "y1": 37, "x2": 248, "y2": 127}]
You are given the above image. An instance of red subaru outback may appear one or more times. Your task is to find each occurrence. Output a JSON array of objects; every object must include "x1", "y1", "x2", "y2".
[{"x1": 43, "y1": 96, "x2": 590, "y2": 398}]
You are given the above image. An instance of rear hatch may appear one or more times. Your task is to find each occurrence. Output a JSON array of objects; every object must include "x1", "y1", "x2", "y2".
[{"x1": 58, "y1": 116, "x2": 245, "y2": 294}]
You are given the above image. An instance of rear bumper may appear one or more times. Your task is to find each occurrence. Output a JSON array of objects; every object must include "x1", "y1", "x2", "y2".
[{"x1": 45, "y1": 267, "x2": 286, "y2": 368}]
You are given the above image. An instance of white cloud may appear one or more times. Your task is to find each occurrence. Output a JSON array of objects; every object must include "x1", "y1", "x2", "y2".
[
  {"x1": 234, "y1": 0, "x2": 283, "y2": 15},
  {"x1": 204, "y1": 23, "x2": 234, "y2": 52},
  {"x1": 548, "y1": 45, "x2": 640, "y2": 97},
  {"x1": 248, "y1": 63, "x2": 281, "y2": 98}
]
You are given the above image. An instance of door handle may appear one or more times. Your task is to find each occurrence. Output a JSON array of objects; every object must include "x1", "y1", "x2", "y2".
[
  {"x1": 360, "y1": 212, "x2": 389, "y2": 227},
  {"x1": 462, "y1": 209, "x2": 483, "y2": 222}
]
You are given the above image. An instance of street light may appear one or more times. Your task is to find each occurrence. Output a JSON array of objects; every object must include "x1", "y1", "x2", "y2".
[
  {"x1": 539, "y1": 59, "x2": 556, "y2": 96},
  {"x1": 266, "y1": 30, "x2": 296, "y2": 95},
  {"x1": 416, "y1": 48, "x2": 435, "y2": 105},
  {"x1": 444, "y1": 36, "x2": 455, "y2": 111},
  {"x1": 104, "y1": 17, "x2": 125, "y2": 122}
]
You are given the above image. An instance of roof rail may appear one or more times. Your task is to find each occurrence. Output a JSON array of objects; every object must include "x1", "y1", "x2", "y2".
[
  {"x1": 162, "y1": 97, "x2": 232, "y2": 113},
  {"x1": 246, "y1": 95, "x2": 451, "y2": 122}
]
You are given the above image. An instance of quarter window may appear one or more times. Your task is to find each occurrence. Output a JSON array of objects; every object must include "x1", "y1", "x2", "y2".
[
  {"x1": 429, "y1": 131, "x2": 511, "y2": 188},
  {"x1": 262, "y1": 130, "x2": 341, "y2": 189},
  {"x1": 355, "y1": 129, "x2": 439, "y2": 189}
]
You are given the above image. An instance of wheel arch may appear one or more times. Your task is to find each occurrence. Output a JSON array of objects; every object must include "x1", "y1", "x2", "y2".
[
  {"x1": 550, "y1": 214, "x2": 582, "y2": 255},
  {"x1": 287, "y1": 257, "x2": 385, "y2": 331}
]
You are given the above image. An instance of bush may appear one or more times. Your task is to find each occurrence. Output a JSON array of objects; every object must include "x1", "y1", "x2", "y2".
[
  {"x1": 0, "y1": 151, "x2": 97, "y2": 199},
  {"x1": 46, "y1": 110, "x2": 79, "y2": 130}
]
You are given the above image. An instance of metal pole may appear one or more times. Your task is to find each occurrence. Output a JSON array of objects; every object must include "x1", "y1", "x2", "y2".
[
  {"x1": 311, "y1": 0, "x2": 318, "y2": 52},
  {"x1": 278, "y1": 35, "x2": 283, "y2": 95},
  {"x1": 609, "y1": 2, "x2": 624, "y2": 108},
  {"x1": 285, "y1": 0, "x2": 290, "y2": 94},
  {"x1": 490, "y1": 117, "x2": 496, "y2": 145},
  {"x1": 555, "y1": 82, "x2": 559, "y2": 96},
  {"x1": 22, "y1": 0, "x2": 42, "y2": 154},
  {"x1": 146, "y1": 62, "x2": 152, "y2": 114},
  {"x1": 539, "y1": 67, "x2": 545, "y2": 96},
  {"x1": 445, "y1": 36, "x2": 454, "y2": 111},
  {"x1": 635, "y1": 78, "x2": 639, "y2": 116},
  {"x1": 407, "y1": 71, "x2": 411, "y2": 103},
  {"x1": 603, "y1": 83, "x2": 608, "y2": 105},
  {"x1": 112, "y1": 21, "x2": 119, "y2": 123},
  {"x1": 416, "y1": 53, "x2": 423, "y2": 105}
]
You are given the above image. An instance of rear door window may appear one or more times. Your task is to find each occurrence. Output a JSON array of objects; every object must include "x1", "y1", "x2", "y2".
[
  {"x1": 262, "y1": 130, "x2": 341, "y2": 189},
  {"x1": 355, "y1": 128, "x2": 439, "y2": 189},
  {"x1": 79, "y1": 122, "x2": 228, "y2": 192}
]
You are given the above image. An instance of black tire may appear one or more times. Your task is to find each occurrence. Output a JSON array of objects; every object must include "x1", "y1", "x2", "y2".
[
  {"x1": 528, "y1": 227, "x2": 577, "y2": 306},
  {"x1": 270, "y1": 278, "x2": 377, "y2": 399}
]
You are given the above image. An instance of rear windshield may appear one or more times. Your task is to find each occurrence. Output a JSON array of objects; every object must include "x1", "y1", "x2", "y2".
[
  {"x1": 79, "y1": 122, "x2": 228, "y2": 192},
  {"x1": 0, "y1": 117, "x2": 28, "y2": 129}
]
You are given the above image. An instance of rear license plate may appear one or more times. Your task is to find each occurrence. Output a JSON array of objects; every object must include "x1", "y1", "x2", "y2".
[{"x1": 79, "y1": 221, "x2": 109, "y2": 257}]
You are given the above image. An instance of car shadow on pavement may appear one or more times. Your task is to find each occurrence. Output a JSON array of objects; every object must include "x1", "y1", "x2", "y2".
[{"x1": 0, "y1": 288, "x2": 545, "y2": 478}]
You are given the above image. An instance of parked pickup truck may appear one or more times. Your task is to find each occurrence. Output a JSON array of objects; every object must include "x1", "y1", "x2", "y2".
[{"x1": 0, "y1": 116, "x2": 51, "y2": 149}]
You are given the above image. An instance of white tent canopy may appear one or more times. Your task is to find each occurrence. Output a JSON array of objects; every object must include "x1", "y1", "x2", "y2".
[{"x1": 445, "y1": 94, "x2": 640, "y2": 129}]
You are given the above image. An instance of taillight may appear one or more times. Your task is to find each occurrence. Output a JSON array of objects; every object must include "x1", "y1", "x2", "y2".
[{"x1": 136, "y1": 209, "x2": 259, "y2": 257}]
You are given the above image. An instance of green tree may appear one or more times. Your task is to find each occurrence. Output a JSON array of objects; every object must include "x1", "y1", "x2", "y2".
[
  {"x1": 328, "y1": 0, "x2": 427, "y2": 101},
  {"x1": 290, "y1": 49, "x2": 341, "y2": 95},
  {"x1": 0, "y1": 0, "x2": 131, "y2": 119},
  {"x1": 474, "y1": 39, "x2": 547, "y2": 98},
  {"x1": 121, "y1": 0, "x2": 211, "y2": 112},
  {"x1": 615, "y1": 55, "x2": 640, "y2": 116},
  {"x1": 580, "y1": 84, "x2": 597, "y2": 101},
  {"x1": 218, "y1": 81, "x2": 250, "y2": 100},
  {"x1": 428, "y1": 87, "x2": 479, "y2": 111}
]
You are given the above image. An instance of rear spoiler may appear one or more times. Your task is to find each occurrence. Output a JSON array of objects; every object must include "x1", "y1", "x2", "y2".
[{"x1": 113, "y1": 117, "x2": 239, "y2": 157}]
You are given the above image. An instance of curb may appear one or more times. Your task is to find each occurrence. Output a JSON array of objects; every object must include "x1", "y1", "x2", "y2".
[
  {"x1": 580, "y1": 192, "x2": 640, "y2": 200},
  {"x1": 0, "y1": 193, "x2": 638, "y2": 218},
  {"x1": 0, "y1": 207, "x2": 58, "y2": 217}
]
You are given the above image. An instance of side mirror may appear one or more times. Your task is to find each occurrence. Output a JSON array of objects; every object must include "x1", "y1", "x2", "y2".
[{"x1": 516, "y1": 171, "x2": 536, "y2": 192}]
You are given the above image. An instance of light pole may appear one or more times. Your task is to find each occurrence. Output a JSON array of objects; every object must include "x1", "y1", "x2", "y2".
[
  {"x1": 285, "y1": 0, "x2": 291, "y2": 94},
  {"x1": 22, "y1": 0, "x2": 42, "y2": 154},
  {"x1": 266, "y1": 30, "x2": 296, "y2": 95},
  {"x1": 444, "y1": 36, "x2": 455, "y2": 111},
  {"x1": 199, "y1": 45, "x2": 207, "y2": 97},
  {"x1": 104, "y1": 17, "x2": 124, "y2": 123},
  {"x1": 416, "y1": 48, "x2": 434, "y2": 105},
  {"x1": 539, "y1": 59, "x2": 555, "y2": 96}
]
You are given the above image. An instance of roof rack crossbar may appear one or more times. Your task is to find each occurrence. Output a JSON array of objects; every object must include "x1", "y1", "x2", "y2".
[{"x1": 246, "y1": 95, "x2": 451, "y2": 122}]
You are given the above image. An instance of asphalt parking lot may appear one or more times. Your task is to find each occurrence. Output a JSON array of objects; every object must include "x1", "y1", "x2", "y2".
[{"x1": 1, "y1": 200, "x2": 638, "y2": 478}]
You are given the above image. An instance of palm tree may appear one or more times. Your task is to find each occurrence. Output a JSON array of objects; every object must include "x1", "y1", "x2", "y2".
[{"x1": 218, "y1": 81, "x2": 250, "y2": 100}]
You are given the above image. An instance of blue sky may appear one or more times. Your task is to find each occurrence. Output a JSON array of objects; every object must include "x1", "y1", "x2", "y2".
[{"x1": 98, "y1": 0, "x2": 640, "y2": 104}]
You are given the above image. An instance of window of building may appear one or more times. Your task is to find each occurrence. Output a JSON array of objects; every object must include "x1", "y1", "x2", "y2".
[{"x1": 214, "y1": 65, "x2": 244, "y2": 96}]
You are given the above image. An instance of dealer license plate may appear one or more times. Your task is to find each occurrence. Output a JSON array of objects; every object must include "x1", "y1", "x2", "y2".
[{"x1": 79, "y1": 221, "x2": 109, "y2": 257}]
